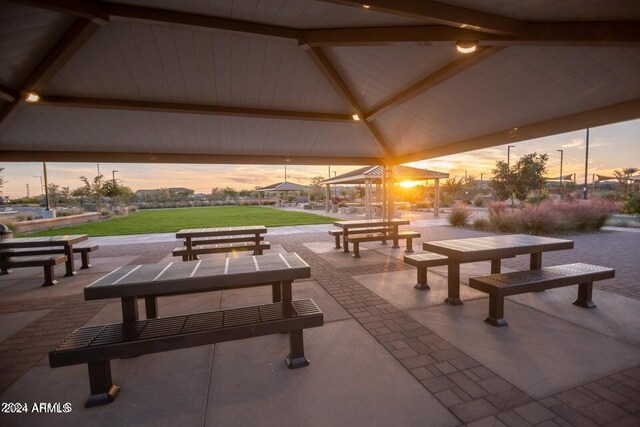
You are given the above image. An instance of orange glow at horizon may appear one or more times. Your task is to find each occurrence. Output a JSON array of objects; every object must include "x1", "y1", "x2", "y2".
[{"x1": 399, "y1": 180, "x2": 421, "y2": 188}]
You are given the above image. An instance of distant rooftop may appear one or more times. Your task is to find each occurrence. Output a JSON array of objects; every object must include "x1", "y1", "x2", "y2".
[{"x1": 321, "y1": 165, "x2": 448, "y2": 185}]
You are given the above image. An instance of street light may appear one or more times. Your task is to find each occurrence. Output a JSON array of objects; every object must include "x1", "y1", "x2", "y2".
[
  {"x1": 583, "y1": 128, "x2": 590, "y2": 200},
  {"x1": 507, "y1": 145, "x2": 515, "y2": 167},
  {"x1": 480, "y1": 173, "x2": 485, "y2": 191},
  {"x1": 33, "y1": 176, "x2": 43, "y2": 195},
  {"x1": 557, "y1": 149, "x2": 564, "y2": 201},
  {"x1": 112, "y1": 170, "x2": 118, "y2": 183}
]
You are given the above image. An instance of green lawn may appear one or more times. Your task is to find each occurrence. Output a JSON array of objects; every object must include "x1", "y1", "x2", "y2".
[{"x1": 25, "y1": 206, "x2": 336, "y2": 237}]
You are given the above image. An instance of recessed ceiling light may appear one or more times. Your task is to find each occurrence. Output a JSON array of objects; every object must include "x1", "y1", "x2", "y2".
[
  {"x1": 285, "y1": 158, "x2": 291, "y2": 162},
  {"x1": 352, "y1": 114, "x2": 360, "y2": 121},
  {"x1": 24, "y1": 92, "x2": 40, "y2": 103},
  {"x1": 363, "y1": 4, "x2": 371, "y2": 9},
  {"x1": 460, "y1": 24, "x2": 468, "y2": 28},
  {"x1": 456, "y1": 41, "x2": 477, "y2": 54}
]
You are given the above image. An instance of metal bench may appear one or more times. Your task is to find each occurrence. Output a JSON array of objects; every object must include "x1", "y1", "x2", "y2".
[
  {"x1": 0, "y1": 254, "x2": 67, "y2": 286},
  {"x1": 49, "y1": 299, "x2": 323, "y2": 407},
  {"x1": 403, "y1": 253, "x2": 449, "y2": 290},
  {"x1": 186, "y1": 235, "x2": 265, "y2": 246},
  {"x1": 173, "y1": 241, "x2": 271, "y2": 260},
  {"x1": 328, "y1": 227, "x2": 393, "y2": 249},
  {"x1": 469, "y1": 263, "x2": 615, "y2": 327},
  {"x1": 0, "y1": 244, "x2": 99, "y2": 270},
  {"x1": 347, "y1": 231, "x2": 421, "y2": 258}
]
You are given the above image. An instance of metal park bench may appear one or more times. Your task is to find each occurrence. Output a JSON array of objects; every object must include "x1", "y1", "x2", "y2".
[
  {"x1": 0, "y1": 254, "x2": 67, "y2": 286},
  {"x1": 327, "y1": 227, "x2": 394, "y2": 249},
  {"x1": 403, "y1": 253, "x2": 449, "y2": 290},
  {"x1": 176, "y1": 226, "x2": 268, "y2": 260},
  {"x1": 347, "y1": 231, "x2": 421, "y2": 258},
  {"x1": 469, "y1": 263, "x2": 615, "y2": 327},
  {"x1": 1, "y1": 243, "x2": 99, "y2": 270},
  {"x1": 173, "y1": 241, "x2": 271, "y2": 260},
  {"x1": 49, "y1": 299, "x2": 323, "y2": 407}
]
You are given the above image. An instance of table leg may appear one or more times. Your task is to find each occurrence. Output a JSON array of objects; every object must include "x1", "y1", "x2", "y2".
[
  {"x1": 491, "y1": 259, "x2": 501, "y2": 274},
  {"x1": 272, "y1": 282, "x2": 282, "y2": 303},
  {"x1": 186, "y1": 238, "x2": 193, "y2": 261},
  {"x1": 281, "y1": 280, "x2": 293, "y2": 302},
  {"x1": 392, "y1": 225, "x2": 400, "y2": 248},
  {"x1": 121, "y1": 297, "x2": 139, "y2": 323},
  {"x1": 342, "y1": 229, "x2": 349, "y2": 253},
  {"x1": 445, "y1": 260, "x2": 463, "y2": 305},
  {"x1": 64, "y1": 244, "x2": 77, "y2": 277},
  {"x1": 145, "y1": 296, "x2": 158, "y2": 319},
  {"x1": 530, "y1": 252, "x2": 542, "y2": 269},
  {"x1": 253, "y1": 233, "x2": 260, "y2": 255}
]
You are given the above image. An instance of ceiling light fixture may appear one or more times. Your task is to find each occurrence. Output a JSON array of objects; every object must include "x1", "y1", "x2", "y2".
[
  {"x1": 352, "y1": 114, "x2": 360, "y2": 121},
  {"x1": 363, "y1": 4, "x2": 371, "y2": 9},
  {"x1": 456, "y1": 41, "x2": 477, "y2": 54},
  {"x1": 24, "y1": 92, "x2": 40, "y2": 103}
]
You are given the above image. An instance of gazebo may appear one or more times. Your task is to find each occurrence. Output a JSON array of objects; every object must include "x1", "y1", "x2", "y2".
[
  {"x1": 321, "y1": 165, "x2": 448, "y2": 218},
  {"x1": 256, "y1": 181, "x2": 311, "y2": 206}
]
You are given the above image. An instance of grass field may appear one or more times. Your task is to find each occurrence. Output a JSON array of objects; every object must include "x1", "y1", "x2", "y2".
[{"x1": 25, "y1": 206, "x2": 336, "y2": 237}]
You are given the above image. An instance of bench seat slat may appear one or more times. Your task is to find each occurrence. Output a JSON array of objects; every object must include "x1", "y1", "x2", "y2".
[
  {"x1": 347, "y1": 231, "x2": 420, "y2": 243},
  {"x1": 49, "y1": 299, "x2": 323, "y2": 367},
  {"x1": 173, "y1": 241, "x2": 270, "y2": 257},
  {"x1": 0, "y1": 254, "x2": 67, "y2": 267}
]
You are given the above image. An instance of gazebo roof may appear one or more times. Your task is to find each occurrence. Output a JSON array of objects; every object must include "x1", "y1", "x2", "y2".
[
  {"x1": 1, "y1": 1, "x2": 640, "y2": 165},
  {"x1": 256, "y1": 182, "x2": 310, "y2": 192},
  {"x1": 321, "y1": 165, "x2": 448, "y2": 185}
]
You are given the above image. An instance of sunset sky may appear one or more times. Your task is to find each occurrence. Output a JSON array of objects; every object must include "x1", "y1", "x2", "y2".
[{"x1": 1, "y1": 119, "x2": 638, "y2": 199}]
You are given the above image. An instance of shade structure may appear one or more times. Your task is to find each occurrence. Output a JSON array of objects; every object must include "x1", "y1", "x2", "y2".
[
  {"x1": 256, "y1": 181, "x2": 311, "y2": 205},
  {"x1": 321, "y1": 165, "x2": 448, "y2": 219},
  {"x1": 1, "y1": 1, "x2": 640, "y2": 165}
]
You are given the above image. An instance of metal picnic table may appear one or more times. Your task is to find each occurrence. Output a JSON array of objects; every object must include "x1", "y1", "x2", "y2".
[
  {"x1": 423, "y1": 234, "x2": 574, "y2": 305},
  {"x1": 333, "y1": 218, "x2": 410, "y2": 253},
  {"x1": 84, "y1": 252, "x2": 310, "y2": 323},
  {"x1": 176, "y1": 225, "x2": 268, "y2": 260},
  {"x1": 0, "y1": 234, "x2": 88, "y2": 277}
]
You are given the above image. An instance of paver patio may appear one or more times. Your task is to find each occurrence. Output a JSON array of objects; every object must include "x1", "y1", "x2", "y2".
[{"x1": 0, "y1": 222, "x2": 639, "y2": 426}]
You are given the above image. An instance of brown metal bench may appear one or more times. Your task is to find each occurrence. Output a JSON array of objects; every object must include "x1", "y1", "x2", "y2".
[
  {"x1": 469, "y1": 263, "x2": 615, "y2": 327},
  {"x1": 328, "y1": 227, "x2": 394, "y2": 249},
  {"x1": 173, "y1": 241, "x2": 271, "y2": 260},
  {"x1": 347, "y1": 231, "x2": 421, "y2": 258},
  {"x1": 403, "y1": 253, "x2": 449, "y2": 290},
  {"x1": 0, "y1": 254, "x2": 67, "y2": 286},
  {"x1": 185, "y1": 235, "x2": 265, "y2": 246},
  {"x1": 0, "y1": 244, "x2": 99, "y2": 270},
  {"x1": 49, "y1": 299, "x2": 323, "y2": 407}
]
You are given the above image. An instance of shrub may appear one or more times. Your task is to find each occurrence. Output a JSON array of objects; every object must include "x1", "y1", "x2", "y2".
[
  {"x1": 556, "y1": 199, "x2": 617, "y2": 232},
  {"x1": 622, "y1": 193, "x2": 640, "y2": 216},
  {"x1": 473, "y1": 217, "x2": 488, "y2": 230},
  {"x1": 473, "y1": 195, "x2": 484, "y2": 207},
  {"x1": 517, "y1": 202, "x2": 561, "y2": 234},
  {"x1": 448, "y1": 202, "x2": 472, "y2": 227},
  {"x1": 487, "y1": 202, "x2": 517, "y2": 232}
]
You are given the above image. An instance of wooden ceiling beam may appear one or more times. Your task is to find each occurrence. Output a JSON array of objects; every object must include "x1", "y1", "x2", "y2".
[
  {"x1": 105, "y1": 3, "x2": 302, "y2": 40},
  {"x1": 366, "y1": 47, "x2": 504, "y2": 121},
  {"x1": 36, "y1": 96, "x2": 357, "y2": 123},
  {"x1": 305, "y1": 22, "x2": 640, "y2": 47},
  {"x1": 0, "y1": 151, "x2": 381, "y2": 166},
  {"x1": 0, "y1": 18, "x2": 104, "y2": 128},
  {"x1": 396, "y1": 98, "x2": 640, "y2": 164},
  {"x1": 303, "y1": 46, "x2": 394, "y2": 160},
  {"x1": 4, "y1": 0, "x2": 105, "y2": 20},
  {"x1": 0, "y1": 85, "x2": 18, "y2": 103},
  {"x1": 318, "y1": 0, "x2": 524, "y2": 35}
]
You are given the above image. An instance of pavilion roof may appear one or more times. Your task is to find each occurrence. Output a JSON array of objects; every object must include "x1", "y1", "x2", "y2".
[
  {"x1": 1, "y1": 1, "x2": 639, "y2": 165},
  {"x1": 256, "y1": 182, "x2": 310, "y2": 192},
  {"x1": 321, "y1": 165, "x2": 448, "y2": 184}
]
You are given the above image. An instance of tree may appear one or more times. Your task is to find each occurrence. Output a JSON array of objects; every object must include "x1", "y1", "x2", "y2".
[
  {"x1": 442, "y1": 176, "x2": 464, "y2": 202},
  {"x1": 47, "y1": 183, "x2": 61, "y2": 206},
  {"x1": 59, "y1": 186, "x2": 72, "y2": 205},
  {"x1": 103, "y1": 179, "x2": 135, "y2": 205},
  {"x1": 490, "y1": 153, "x2": 548, "y2": 206},
  {"x1": 79, "y1": 174, "x2": 105, "y2": 206},
  {"x1": 0, "y1": 167, "x2": 4, "y2": 195},
  {"x1": 222, "y1": 186, "x2": 237, "y2": 199},
  {"x1": 308, "y1": 176, "x2": 326, "y2": 202},
  {"x1": 614, "y1": 167, "x2": 639, "y2": 194}
]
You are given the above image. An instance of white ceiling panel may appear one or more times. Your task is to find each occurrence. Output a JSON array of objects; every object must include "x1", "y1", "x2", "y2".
[
  {"x1": 0, "y1": 2, "x2": 73, "y2": 88},
  {"x1": 0, "y1": 106, "x2": 382, "y2": 157},
  {"x1": 108, "y1": 0, "x2": 429, "y2": 28},
  {"x1": 442, "y1": 0, "x2": 640, "y2": 21},
  {"x1": 376, "y1": 47, "x2": 640, "y2": 156},
  {"x1": 326, "y1": 45, "x2": 459, "y2": 111},
  {"x1": 43, "y1": 21, "x2": 350, "y2": 113}
]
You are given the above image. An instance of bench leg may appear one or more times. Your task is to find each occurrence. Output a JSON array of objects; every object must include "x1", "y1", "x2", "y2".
[
  {"x1": 334, "y1": 235, "x2": 341, "y2": 249},
  {"x1": 444, "y1": 261, "x2": 463, "y2": 305},
  {"x1": 85, "y1": 360, "x2": 120, "y2": 407},
  {"x1": 352, "y1": 242, "x2": 360, "y2": 258},
  {"x1": 392, "y1": 236, "x2": 400, "y2": 249},
  {"x1": 63, "y1": 245, "x2": 77, "y2": 277},
  {"x1": 485, "y1": 295, "x2": 508, "y2": 327},
  {"x1": 145, "y1": 296, "x2": 158, "y2": 319},
  {"x1": 490, "y1": 259, "x2": 501, "y2": 274},
  {"x1": 573, "y1": 282, "x2": 596, "y2": 308},
  {"x1": 415, "y1": 267, "x2": 430, "y2": 290},
  {"x1": 80, "y1": 251, "x2": 92, "y2": 269},
  {"x1": 342, "y1": 235, "x2": 349, "y2": 253},
  {"x1": 272, "y1": 283, "x2": 282, "y2": 303},
  {"x1": 42, "y1": 265, "x2": 57, "y2": 287},
  {"x1": 286, "y1": 330, "x2": 310, "y2": 369},
  {"x1": 405, "y1": 238, "x2": 414, "y2": 253},
  {"x1": 0, "y1": 266, "x2": 11, "y2": 275}
]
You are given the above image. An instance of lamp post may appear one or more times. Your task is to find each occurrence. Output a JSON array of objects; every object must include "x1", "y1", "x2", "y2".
[
  {"x1": 480, "y1": 173, "x2": 485, "y2": 191},
  {"x1": 112, "y1": 170, "x2": 118, "y2": 184},
  {"x1": 33, "y1": 176, "x2": 43, "y2": 195},
  {"x1": 557, "y1": 149, "x2": 564, "y2": 202},
  {"x1": 43, "y1": 162, "x2": 50, "y2": 210},
  {"x1": 583, "y1": 128, "x2": 590, "y2": 200},
  {"x1": 507, "y1": 145, "x2": 515, "y2": 167}
]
